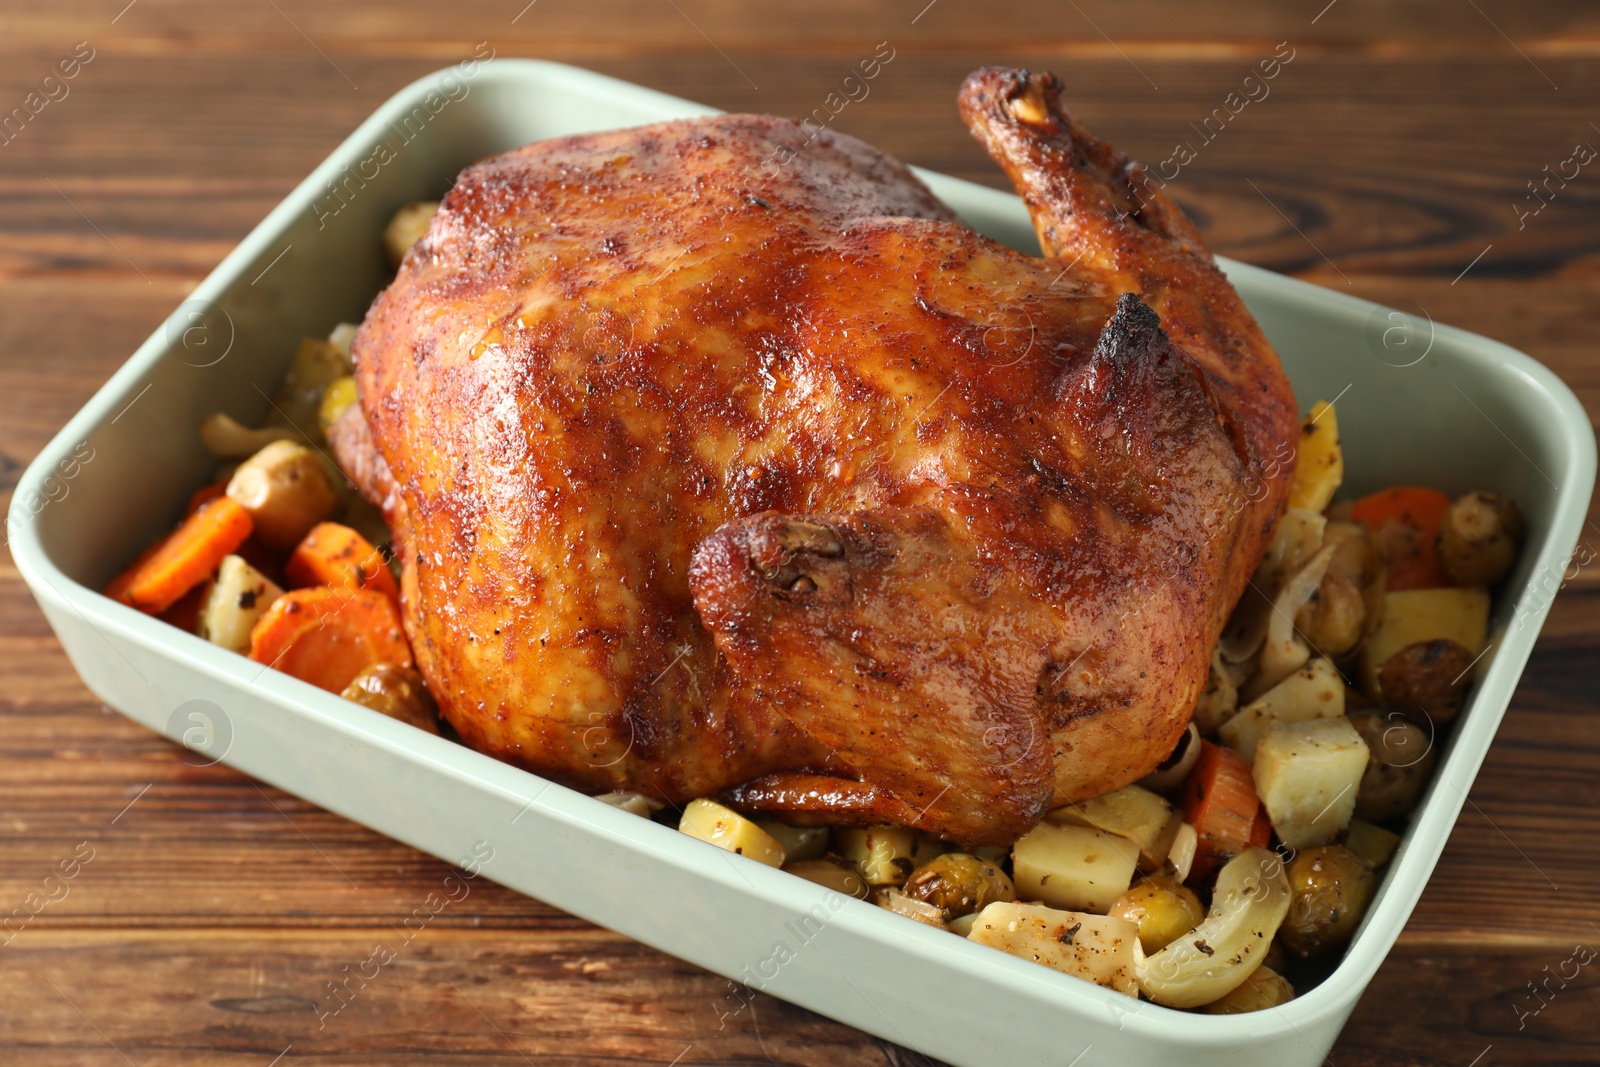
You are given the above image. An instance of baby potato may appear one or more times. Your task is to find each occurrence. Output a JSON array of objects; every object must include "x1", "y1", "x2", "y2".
[
  {"x1": 1349, "y1": 708, "x2": 1436, "y2": 822},
  {"x1": 1106, "y1": 874, "x2": 1204, "y2": 954},
  {"x1": 902, "y1": 853, "x2": 1015, "y2": 920},
  {"x1": 1202, "y1": 966, "x2": 1295, "y2": 1014},
  {"x1": 384, "y1": 200, "x2": 440, "y2": 267},
  {"x1": 340, "y1": 663, "x2": 441, "y2": 734},
  {"x1": 226, "y1": 439, "x2": 340, "y2": 550},
  {"x1": 1438, "y1": 491, "x2": 1523, "y2": 587},
  {"x1": 1280, "y1": 844, "x2": 1376, "y2": 958},
  {"x1": 1377, "y1": 638, "x2": 1474, "y2": 725}
]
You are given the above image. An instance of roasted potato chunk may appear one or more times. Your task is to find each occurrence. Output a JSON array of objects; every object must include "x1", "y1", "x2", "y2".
[
  {"x1": 1438, "y1": 491, "x2": 1523, "y2": 587},
  {"x1": 383, "y1": 201, "x2": 440, "y2": 267}
]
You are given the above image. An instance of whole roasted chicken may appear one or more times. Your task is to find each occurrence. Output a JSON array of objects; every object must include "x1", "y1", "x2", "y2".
[{"x1": 331, "y1": 68, "x2": 1298, "y2": 845}]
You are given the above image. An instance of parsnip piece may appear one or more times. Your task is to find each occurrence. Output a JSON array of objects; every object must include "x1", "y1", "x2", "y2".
[
  {"x1": 836, "y1": 826, "x2": 919, "y2": 886},
  {"x1": 196, "y1": 554, "x2": 283, "y2": 653},
  {"x1": 678, "y1": 799, "x2": 786, "y2": 867},
  {"x1": 1047, "y1": 784, "x2": 1181, "y2": 872},
  {"x1": 198, "y1": 413, "x2": 301, "y2": 459},
  {"x1": 1012, "y1": 822, "x2": 1138, "y2": 913},
  {"x1": 1253, "y1": 718, "x2": 1370, "y2": 850},
  {"x1": 967, "y1": 902, "x2": 1139, "y2": 997},
  {"x1": 1358, "y1": 586, "x2": 1490, "y2": 698},
  {"x1": 225, "y1": 439, "x2": 339, "y2": 550},
  {"x1": 1219, "y1": 657, "x2": 1345, "y2": 761}
]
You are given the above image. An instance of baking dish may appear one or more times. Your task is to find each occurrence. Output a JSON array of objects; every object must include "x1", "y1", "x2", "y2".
[{"x1": 8, "y1": 59, "x2": 1595, "y2": 1067}]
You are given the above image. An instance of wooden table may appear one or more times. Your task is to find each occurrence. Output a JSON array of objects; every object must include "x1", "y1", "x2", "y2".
[{"x1": 3, "y1": 2, "x2": 1597, "y2": 1063}]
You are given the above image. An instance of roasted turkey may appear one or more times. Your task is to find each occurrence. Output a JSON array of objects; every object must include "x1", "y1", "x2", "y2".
[{"x1": 330, "y1": 67, "x2": 1298, "y2": 846}]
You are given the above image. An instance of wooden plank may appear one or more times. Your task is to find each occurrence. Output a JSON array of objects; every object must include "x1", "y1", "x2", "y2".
[
  {"x1": 0, "y1": 51, "x2": 1597, "y2": 282},
  {"x1": 0, "y1": 0, "x2": 1598, "y2": 52}
]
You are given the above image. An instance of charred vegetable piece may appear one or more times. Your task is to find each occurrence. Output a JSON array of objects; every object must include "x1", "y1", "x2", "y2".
[
  {"x1": 1376, "y1": 638, "x2": 1475, "y2": 725},
  {"x1": 1279, "y1": 844, "x2": 1376, "y2": 958},
  {"x1": 902, "y1": 853, "x2": 1015, "y2": 920}
]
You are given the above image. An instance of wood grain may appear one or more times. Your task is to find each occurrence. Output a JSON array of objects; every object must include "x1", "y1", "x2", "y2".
[{"x1": 2, "y1": 1, "x2": 1598, "y2": 1064}]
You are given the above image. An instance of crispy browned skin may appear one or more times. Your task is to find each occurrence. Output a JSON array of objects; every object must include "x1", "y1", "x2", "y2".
[{"x1": 336, "y1": 67, "x2": 1297, "y2": 845}]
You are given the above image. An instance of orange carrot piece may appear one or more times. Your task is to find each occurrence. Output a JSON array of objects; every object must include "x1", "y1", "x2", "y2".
[
  {"x1": 107, "y1": 496, "x2": 254, "y2": 615},
  {"x1": 1351, "y1": 486, "x2": 1452, "y2": 590},
  {"x1": 1183, "y1": 741, "x2": 1264, "y2": 881},
  {"x1": 185, "y1": 480, "x2": 227, "y2": 516},
  {"x1": 1248, "y1": 805, "x2": 1273, "y2": 850},
  {"x1": 247, "y1": 587, "x2": 411, "y2": 693},
  {"x1": 284, "y1": 522, "x2": 399, "y2": 606},
  {"x1": 157, "y1": 579, "x2": 211, "y2": 634}
]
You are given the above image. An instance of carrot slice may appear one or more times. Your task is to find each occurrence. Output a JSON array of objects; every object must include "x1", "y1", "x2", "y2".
[
  {"x1": 284, "y1": 522, "x2": 399, "y2": 607},
  {"x1": 157, "y1": 579, "x2": 211, "y2": 634},
  {"x1": 247, "y1": 587, "x2": 411, "y2": 693},
  {"x1": 1182, "y1": 741, "x2": 1264, "y2": 881},
  {"x1": 1248, "y1": 805, "x2": 1273, "y2": 849},
  {"x1": 106, "y1": 496, "x2": 254, "y2": 615},
  {"x1": 1351, "y1": 486, "x2": 1452, "y2": 590}
]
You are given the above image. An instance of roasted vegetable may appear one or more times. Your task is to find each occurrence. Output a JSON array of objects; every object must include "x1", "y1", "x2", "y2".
[
  {"x1": 1192, "y1": 653, "x2": 1241, "y2": 735},
  {"x1": 1140, "y1": 723, "x2": 1201, "y2": 794},
  {"x1": 1286, "y1": 400, "x2": 1343, "y2": 513},
  {"x1": 247, "y1": 587, "x2": 411, "y2": 693},
  {"x1": 1165, "y1": 822, "x2": 1198, "y2": 882},
  {"x1": 318, "y1": 375, "x2": 359, "y2": 434},
  {"x1": 836, "y1": 826, "x2": 920, "y2": 887},
  {"x1": 340, "y1": 662, "x2": 440, "y2": 734},
  {"x1": 1357, "y1": 586, "x2": 1489, "y2": 698},
  {"x1": 1047, "y1": 784, "x2": 1180, "y2": 871},
  {"x1": 197, "y1": 553, "x2": 284, "y2": 654},
  {"x1": 1376, "y1": 638, "x2": 1475, "y2": 725},
  {"x1": 268, "y1": 337, "x2": 353, "y2": 441},
  {"x1": 1107, "y1": 874, "x2": 1204, "y2": 953},
  {"x1": 594, "y1": 791, "x2": 663, "y2": 818},
  {"x1": 967, "y1": 903, "x2": 1139, "y2": 997},
  {"x1": 872, "y1": 887, "x2": 949, "y2": 929},
  {"x1": 678, "y1": 799, "x2": 786, "y2": 867},
  {"x1": 1438, "y1": 491, "x2": 1523, "y2": 587},
  {"x1": 1352, "y1": 486, "x2": 1452, "y2": 590},
  {"x1": 755, "y1": 820, "x2": 829, "y2": 863},
  {"x1": 383, "y1": 200, "x2": 440, "y2": 267},
  {"x1": 1201, "y1": 966, "x2": 1295, "y2": 1014},
  {"x1": 1218, "y1": 657, "x2": 1344, "y2": 761},
  {"x1": 106, "y1": 496, "x2": 254, "y2": 615},
  {"x1": 1248, "y1": 543, "x2": 1337, "y2": 700},
  {"x1": 784, "y1": 860, "x2": 869, "y2": 899},
  {"x1": 1349, "y1": 708, "x2": 1435, "y2": 822},
  {"x1": 198, "y1": 413, "x2": 300, "y2": 459},
  {"x1": 1253, "y1": 717, "x2": 1369, "y2": 850},
  {"x1": 1279, "y1": 844, "x2": 1376, "y2": 958},
  {"x1": 225, "y1": 440, "x2": 340, "y2": 551},
  {"x1": 286, "y1": 521, "x2": 400, "y2": 607},
  {"x1": 1182, "y1": 742, "x2": 1267, "y2": 879},
  {"x1": 1012, "y1": 821, "x2": 1138, "y2": 913},
  {"x1": 1135, "y1": 847, "x2": 1291, "y2": 1008},
  {"x1": 1343, "y1": 818, "x2": 1400, "y2": 869},
  {"x1": 902, "y1": 853, "x2": 1015, "y2": 919},
  {"x1": 1294, "y1": 566, "x2": 1366, "y2": 657}
]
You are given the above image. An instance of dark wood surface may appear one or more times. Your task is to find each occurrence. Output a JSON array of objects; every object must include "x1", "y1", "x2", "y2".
[{"x1": 3, "y1": 2, "x2": 1599, "y2": 1063}]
